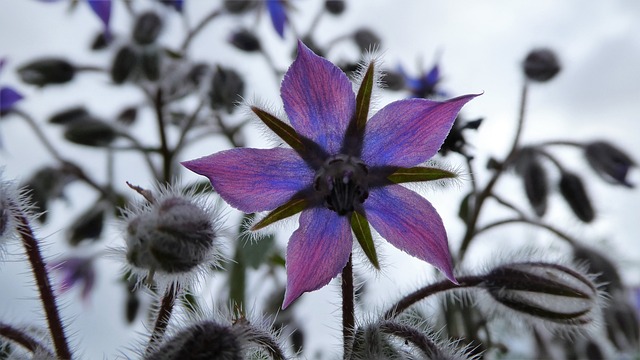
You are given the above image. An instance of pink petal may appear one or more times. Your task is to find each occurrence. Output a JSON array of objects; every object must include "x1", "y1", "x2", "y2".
[
  {"x1": 365, "y1": 185, "x2": 456, "y2": 282},
  {"x1": 362, "y1": 94, "x2": 478, "y2": 167},
  {"x1": 182, "y1": 148, "x2": 313, "y2": 213},
  {"x1": 282, "y1": 208, "x2": 352, "y2": 308},
  {"x1": 281, "y1": 41, "x2": 355, "y2": 155}
]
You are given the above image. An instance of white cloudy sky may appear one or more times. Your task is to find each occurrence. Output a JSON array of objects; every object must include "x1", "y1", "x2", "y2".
[{"x1": 1, "y1": 0, "x2": 640, "y2": 358}]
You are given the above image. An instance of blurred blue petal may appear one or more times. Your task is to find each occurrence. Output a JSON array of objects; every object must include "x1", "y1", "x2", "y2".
[
  {"x1": 0, "y1": 87, "x2": 23, "y2": 112},
  {"x1": 266, "y1": 0, "x2": 286, "y2": 38}
]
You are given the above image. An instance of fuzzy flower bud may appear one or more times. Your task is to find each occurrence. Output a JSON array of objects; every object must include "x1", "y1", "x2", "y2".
[
  {"x1": 481, "y1": 262, "x2": 600, "y2": 326},
  {"x1": 353, "y1": 28, "x2": 381, "y2": 52},
  {"x1": 515, "y1": 149, "x2": 548, "y2": 217},
  {"x1": 145, "y1": 321, "x2": 241, "y2": 360},
  {"x1": 523, "y1": 48, "x2": 561, "y2": 82},
  {"x1": 325, "y1": 0, "x2": 346, "y2": 15},
  {"x1": 121, "y1": 186, "x2": 222, "y2": 289}
]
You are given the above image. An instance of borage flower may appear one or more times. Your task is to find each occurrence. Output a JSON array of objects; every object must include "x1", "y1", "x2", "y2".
[
  {"x1": 183, "y1": 41, "x2": 477, "y2": 308},
  {"x1": 0, "y1": 58, "x2": 24, "y2": 115},
  {"x1": 48, "y1": 255, "x2": 96, "y2": 302}
]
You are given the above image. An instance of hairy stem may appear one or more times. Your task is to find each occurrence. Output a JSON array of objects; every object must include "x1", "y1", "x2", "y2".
[
  {"x1": 474, "y1": 217, "x2": 578, "y2": 246},
  {"x1": 383, "y1": 276, "x2": 483, "y2": 320},
  {"x1": 14, "y1": 206, "x2": 71, "y2": 359},
  {"x1": 0, "y1": 322, "x2": 50, "y2": 355},
  {"x1": 180, "y1": 8, "x2": 222, "y2": 52},
  {"x1": 146, "y1": 285, "x2": 177, "y2": 355},
  {"x1": 342, "y1": 255, "x2": 355, "y2": 360}
]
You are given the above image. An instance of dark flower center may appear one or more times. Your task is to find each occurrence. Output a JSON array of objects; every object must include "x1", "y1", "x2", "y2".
[{"x1": 314, "y1": 155, "x2": 369, "y2": 215}]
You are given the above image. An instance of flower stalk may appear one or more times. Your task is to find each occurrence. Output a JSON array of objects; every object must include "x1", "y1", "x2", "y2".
[
  {"x1": 14, "y1": 204, "x2": 71, "y2": 359},
  {"x1": 342, "y1": 254, "x2": 355, "y2": 360}
]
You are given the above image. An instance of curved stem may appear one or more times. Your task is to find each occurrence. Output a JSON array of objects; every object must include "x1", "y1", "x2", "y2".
[
  {"x1": 0, "y1": 322, "x2": 51, "y2": 355},
  {"x1": 14, "y1": 205, "x2": 71, "y2": 359},
  {"x1": 342, "y1": 255, "x2": 354, "y2": 360},
  {"x1": 12, "y1": 109, "x2": 112, "y2": 200},
  {"x1": 180, "y1": 8, "x2": 222, "y2": 52},
  {"x1": 458, "y1": 81, "x2": 529, "y2": 260},
  {"x1": 474, "y1": 217, "x2": 578, "y2": 247},
  {"x1": 173, "y1": 99, "x2": 206, "y2": 156},
  {"x1": 537, "y1": 140, "x2": 583, "y2": 148},
  {"x1": 383, "y1": 276, "x2": 483, "y2": 320},
  {"x1": 489, "y1": 193, "x2": 527, "y2": 218}
]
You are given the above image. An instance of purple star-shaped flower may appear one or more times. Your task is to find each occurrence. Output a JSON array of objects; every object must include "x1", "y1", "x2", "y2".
[
  {"x1": 266, "y1": 0, "x2": 287, "y2": 38},
  {"x1": 399, "y1": 62, "x2": 446, "y2": 99},
  {"x1": 183, "y1": 41, "x2": 477, "y2": 308}
]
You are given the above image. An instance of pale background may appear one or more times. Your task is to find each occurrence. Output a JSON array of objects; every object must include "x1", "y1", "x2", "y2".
[{"x1": 1, "y1": 0, "x2": 639, "y2": 358}]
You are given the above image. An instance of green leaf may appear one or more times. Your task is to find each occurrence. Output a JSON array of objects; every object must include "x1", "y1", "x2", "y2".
[
  {"x1": 388, "y1": 166, "x2": 457, "y2": 184},
  {"x1": 351, "y1": 211, "x2": 379, "y2": 269},
  {"x1": 355, "y1": 62, "x2": 375, "y2": 131},
  {"x1": 251, "y1": 197, "x2": 308, "y2": 230},
  {"x1": 252, "y1": 107, "x2": 305, "y2": 152}
]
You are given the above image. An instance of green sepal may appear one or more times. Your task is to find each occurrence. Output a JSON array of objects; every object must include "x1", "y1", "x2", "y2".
[
  {"x1": 251, "y1": 107, "x2": 305, "y2": 152},
  {"x1": 355, "y1": 62, "x2": 375, "y2": 131},
  {"x1": 251, "y1": 198, "x2": 308, "y2": 231},
  {"x1": 388, "y1": 166, "x2": 457, "y2": 184},
  {"x1": 350, "y1": 211, "x2": 379, "y2": 269}
]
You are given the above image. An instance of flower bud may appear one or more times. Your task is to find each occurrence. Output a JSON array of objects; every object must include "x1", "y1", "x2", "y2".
[
  {"x1": 91, "y1": 31, "x2": 112, "y2": 51},
  {"x1": 353, "y1": 28, "x2": 381, "y2": 52},
  {"x1": 111, "y1": 45, "x2": 139, "y2": 84},
  {"x1": 229, "y1": 29, "x2": 261, "y2": 52},
  {"x1": 117, "y1": 106, "x2": 138, "y2": 126},
  {"x1": 223, "y1": 0, "x2": 258, "y2": 14},
  {"x1": 325, "y1": 0, "x2": 346, "y2": 15},
  {"x1": 559, "y1": 171, "x2": 594, "y2": 223},
  {"x1": 49, "y1": 107, "x2": 90, "y2": 125},
  {"x1": 63, "y1": 118, "x2": 118, "y2": 147},
  {"x1": 68, "y1": 204, "x2": 105, "y2": 246},
  {"x1": 145, "y1": 321, "x2": 241, "y2": 360},
  {"x1": 18, "y1": 58, "x2": 75, "y2": 87},
  {"x1": 584, "y1": 141, "x2": 635, "y2": 188},
  {"x1": 482, "y1": 262, "x2": 599, "y2": 326},
  {"x1": 133, "y1": 11, "x2": 163, "y2": 45},
  {"x1": 603, "y1": 296, "x2": 640, "y2": 351},
  {"x1": 187, "y1": 63, "x2": 209, "y2": 87},
  {"x1": 124, "y1": 194, "x2": 219, "y2": 281},
  {"x1": 209, "y1": 66, "x2": 244, "y2": 113},
  {"x1": 523, "y1": 48, "x2": 561, "y2": 82},
  {"x1": 515, "y1": 149, "x2": 548, "y2": 217}
]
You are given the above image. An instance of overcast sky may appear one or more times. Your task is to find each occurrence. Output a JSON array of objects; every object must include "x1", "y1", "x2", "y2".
[{"x1": 1, "y1": 1, "x2": 639, "y2": 358}]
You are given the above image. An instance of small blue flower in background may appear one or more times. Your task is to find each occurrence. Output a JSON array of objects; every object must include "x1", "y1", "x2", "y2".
[
  {"x1": 48, "y1": 255, "x2": 96, "y2": 302},
  {"x1": 0, "y1": 58, "x2": 23, "y2": 114},
  {"x1": 37, "y1": 0, "x2": 112, "y2": 39},
  {"x1": 159, "y1": 0, "x2": 183, "y2": 13},
  {"x1": 398, "y1": 62, "x2": 447, "y2": 99}
]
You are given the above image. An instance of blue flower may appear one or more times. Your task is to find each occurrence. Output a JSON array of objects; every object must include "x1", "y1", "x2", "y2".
[
  {"x1": 183, "y1": 41, "x2": 477, "y2": 308},
  {"x1": 48, "y1": 255, "x2": 96, "y2": 301}
]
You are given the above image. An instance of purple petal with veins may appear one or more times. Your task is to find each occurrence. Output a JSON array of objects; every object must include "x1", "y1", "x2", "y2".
[
  {"x1": 283, "y1": 207, "x2": 352, "y2": 308},
  {"x1": 182, "y1": 147, "x2": 314, "y2": 213}
]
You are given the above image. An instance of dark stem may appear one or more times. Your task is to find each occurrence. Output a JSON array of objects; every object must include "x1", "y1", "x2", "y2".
[
  {"x1": 14, "y1": 206, "x2": 72, "y2": 359},
  {"x1": 153, "y1": 88, "x2": 172, "y2": 183},
  {"x1": 474, "y1": 217, "x2": 578, "y2": 247},
  {"x1": 383, "y1": 276, "x2": 483, "y2": 320},
  {"x1": 342, "y1": 254, "x2": 355, "y2": 360},
  {"x1": 146, "y1": 285, "x2": 177, "y2": 355},
  {"x1": 458, "y1": 81, "x2": 529, "y2": 260},
  {"x1": 180, "y1": 8, "x2": 222, "y2": 52},
  {"x1": 0, "y1": 322, "x2": 51, "y2": 355}
]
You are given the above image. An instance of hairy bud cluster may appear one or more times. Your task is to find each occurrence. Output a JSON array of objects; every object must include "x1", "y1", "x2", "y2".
[
  {"x1": 481, "y1": 262, "x2": 601, "y2": 327},
  {"x1": 121, "y1": 187, "x2": 222, "y2": 290}
]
